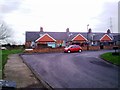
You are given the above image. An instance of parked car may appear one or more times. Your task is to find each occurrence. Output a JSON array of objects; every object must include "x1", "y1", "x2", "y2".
[
  {"x1": 0, "y1": 47, "x2": 7, "y2": 50},
  {"x1": 0, "y1": 80, "x2": 16, "y2": 89},
  {"x1": 64, "y1": 45, "x2": 82, "y2": 53}
]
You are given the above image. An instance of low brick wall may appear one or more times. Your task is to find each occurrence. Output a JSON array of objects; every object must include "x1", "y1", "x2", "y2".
[
  {"x1": 89, "y1": 46, "x2": 100, "y2": 50},
  {"x1": 24, "y1": 45, "x2": 118, "y2": 53},
  {"x1": 81, "y1": 46, "x2": 87, "y2": 51},
  {"x1": 25, "y1": 47, "x2": 64, "y2": 53},
  {"x1": 81, "y1": 46, "x2": 100, "y2": 51},
  {"x1": 104, "y1": 45, "x2": 113, "y2": 50},
  {"x1": 81, "y1": 46, "x2": 118, "y2": 51}
]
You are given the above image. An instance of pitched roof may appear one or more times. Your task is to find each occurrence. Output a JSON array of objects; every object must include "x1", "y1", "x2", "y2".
[
  {"x1": 67, "y1": 32, "x2": 87, "y2": 41},
  {"x1": 100, "y1": 34, "x2": 112, "y2": 41},
  {"x1": 26, "y1": 31, "x2": 119, "y2": 42},
  {"x1": 45, "y1": 32, "x2": 68, "y2": 40},
  {"x1": 36, "y1": 33, "x2": 56, "y2": 42},
  {"x1": 93, "y1": 33, "x2": 105, "y2": 41},
  {"x1": 26, "y1": 31, "x2": 68, "y2": 42},
  {"x1": 72, "y1": 34, "x2": 88, "y2": 41},
  {"x1": 93, "y1": 33, "x2": 117, "y2": 41},
  {"x1": 113, "y1": 34, "x2": 120, "y2": 41},
  {"x1": 26, "y1": 32, "x2": 40, "y2": 42}
]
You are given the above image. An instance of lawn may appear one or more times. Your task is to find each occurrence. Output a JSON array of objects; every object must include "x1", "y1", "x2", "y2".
[
  {"x1": 0, "y1": 49, "x2": 23, "y2": 79},
  {"x1": 100, "y1": 52, "x2": 120, "y2": 66}
]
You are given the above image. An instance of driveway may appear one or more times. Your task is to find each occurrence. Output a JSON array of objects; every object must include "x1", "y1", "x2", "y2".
[{"x1": 21, "y1": 50, "x2": 119, "y2": 88}]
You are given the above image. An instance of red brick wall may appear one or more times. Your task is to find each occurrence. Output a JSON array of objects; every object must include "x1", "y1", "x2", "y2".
[
  {"x1": 82, "y1": 45, "x2": 116, "y2": 50},
  {"x1": 25, "y1": 47, "x2": 65, "y2": 53},
  {"x1": 81, "y1": 46, "x2": 100, "y2": 51},
  {"x1": 104, "y1": 45, "x2": 113, "y2": 50},
  {"x1": 24, "y1": 45, "x2": 118, "y2": 53},
  {"x1": 25, "y1": 46, "x2": 100, "y2": 53},
  {"x1": 89, "y1": 46, "x2": 100, "y2": 50},
  {"x1": 81, "y1": 46, "x2": 87, "y2": 50},
  {"x1": 25, "y1": 41, "x2": 31, "y2": 48}
]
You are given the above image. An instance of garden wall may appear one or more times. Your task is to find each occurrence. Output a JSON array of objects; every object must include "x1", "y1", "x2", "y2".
[
  {"x1": 24, "y1": 45, "x2": 117, "y2": 53},
  {"x1": 25, "y1": 47, "x2": 64, "y2": 53},
  {"x1": 104, "y1": 45, "x2": 114, "y2": 50},
  {"x1": 25, "y1": 46, "x2": 116, "y2": 53}
]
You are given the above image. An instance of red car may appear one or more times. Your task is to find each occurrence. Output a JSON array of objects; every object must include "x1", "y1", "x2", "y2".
[{"x1": 64, "y1": 45, "x2": 82, "y2": 53}]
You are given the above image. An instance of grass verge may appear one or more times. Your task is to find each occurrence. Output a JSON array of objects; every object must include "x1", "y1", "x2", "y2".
[
  {"x1": 0, "y1": 49, "x2": 23, "y2": 79},
  {"x1": 100, "y1": 52, "x2": 120, "y2": 66}
]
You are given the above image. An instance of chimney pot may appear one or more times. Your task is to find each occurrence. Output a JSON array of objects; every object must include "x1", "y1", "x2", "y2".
[
  {"x1": 107, "y1": 29, "x2": 111, "y2": 34},
  {"x1": 66, "y1": 28, "x2": 69, "y2": 32},
  {"x1": 88, "y1": 28, "x2": 92, "y2": 33},
  {"x1": 40, "y1": 27, "x2": 43, "y2": 32}
]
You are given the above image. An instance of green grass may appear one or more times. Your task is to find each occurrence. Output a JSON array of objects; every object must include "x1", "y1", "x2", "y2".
[
  {"x1": 2, "y1": 49, "x2": 23, "y2": 65},
  {"x1": 0, "y1": 49, "x2": 23, "y2": 79},
  {"x1": 100, "y1": 52, "x2": 120, "y2": 66}
]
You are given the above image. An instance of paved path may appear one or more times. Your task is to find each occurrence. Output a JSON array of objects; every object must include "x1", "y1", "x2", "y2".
[
  {"x1": 21, "y1": 50, "x2": 120, "y2": 88},
  {"x1": 4, "y1": 54, "x2": 45, "y2": 89}
]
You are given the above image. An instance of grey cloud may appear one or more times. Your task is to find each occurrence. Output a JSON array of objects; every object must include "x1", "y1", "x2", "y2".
[
  {"x1": 101, "y1": 2, "x2": 117, "y2": 18},
  {"x1": 0, "y1": 0, "x2": 22, "y2": 14},
  {"x1": 93, "y1": 2, "x2": 118, "y2": 32}
]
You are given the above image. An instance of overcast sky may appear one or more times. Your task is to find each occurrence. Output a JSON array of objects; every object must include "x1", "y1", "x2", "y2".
[{"x1": 0, "y1": 0, "x2": 119, "y2": 44}]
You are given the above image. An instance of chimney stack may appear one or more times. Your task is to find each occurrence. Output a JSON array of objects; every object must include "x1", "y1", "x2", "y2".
[
  {"x1": 40, "y1": 27, "x2": 43, "y2": 32},
  {"x1": 107, "y1": 29, "x2": 111, "y2": 34},
  {"x1": 66, "y1": 28, "x2": 69, "y2": 32},
  {"x1": 88, "y1": 28, "x2": 92, "y2": 33}
]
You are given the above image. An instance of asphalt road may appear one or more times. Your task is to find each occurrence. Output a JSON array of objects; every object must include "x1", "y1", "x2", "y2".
[{"x1": 21, "y1": 50, "x2": 119, "y2": 88}]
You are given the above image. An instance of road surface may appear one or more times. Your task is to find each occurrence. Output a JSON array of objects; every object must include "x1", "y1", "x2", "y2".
[{"x1": 21, "y1": 50, "x2": 119, "y2": 88}]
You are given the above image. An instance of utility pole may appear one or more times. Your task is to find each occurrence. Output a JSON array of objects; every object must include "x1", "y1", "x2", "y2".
[
  {"x1": 87, "y1": 24, "x2": 89, "y2": 50},
  {"x1": 87, "y1": 24, "x2": 89, "y2": 31}
]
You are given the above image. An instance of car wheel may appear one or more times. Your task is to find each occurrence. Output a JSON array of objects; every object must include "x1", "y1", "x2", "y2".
[
  {"x1": 68, "y1": 50, "x2": 71, "y2": 53},
  {"x1": 79, "y1": 50, "x2": 82, "y2": 53}
]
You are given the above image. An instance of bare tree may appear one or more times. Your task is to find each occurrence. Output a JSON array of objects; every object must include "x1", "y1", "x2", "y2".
[{"x1": 0, "y1": 20, "x2": 12, "y2": 44}]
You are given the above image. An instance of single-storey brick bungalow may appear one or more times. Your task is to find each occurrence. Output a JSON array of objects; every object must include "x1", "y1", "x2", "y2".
[{"x1": 25, "y1": 27, "x2": 119, "y2": 49}]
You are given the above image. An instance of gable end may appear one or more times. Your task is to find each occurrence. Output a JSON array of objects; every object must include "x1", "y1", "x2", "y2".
[
  {"x1": 36, "y1": 33, "x2": 56, "y2": 42},
  {"x1": 100, "y1": 34, "x2": 112, "y2": 41},
  {"x1": 72, "y1": 34, "x2": 88, "y2": 41}
]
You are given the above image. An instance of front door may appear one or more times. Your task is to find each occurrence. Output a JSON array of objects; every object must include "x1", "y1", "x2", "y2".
[{"x1": 100, "y1": 42, "x2": 104, "y2": 49}]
